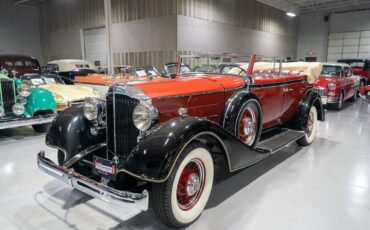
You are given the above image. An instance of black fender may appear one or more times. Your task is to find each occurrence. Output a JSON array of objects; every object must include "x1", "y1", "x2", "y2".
[
  {"x1": 221, "y1": 90, "x2": 262, "y2": 132},
  {"x1": 121, "y1": 116, "x2": 268, "y2": 183},
  {"x1": 287, "y1": 89, "x2": 325, "y2": 130},
  {"x1": 45, "y1": 104, "x2": 105, "y2": 160}
]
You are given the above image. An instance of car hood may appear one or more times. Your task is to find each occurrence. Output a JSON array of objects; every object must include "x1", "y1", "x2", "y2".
[
  {"x1": 39, "y1": 84, "x2": 96, "y2": 103},
  {"x1": 314, "y1": 75, "x2": 340, "y2": 87},
  {"x1": 134, "y1": 75, "x2": 245, "y2": 98}
]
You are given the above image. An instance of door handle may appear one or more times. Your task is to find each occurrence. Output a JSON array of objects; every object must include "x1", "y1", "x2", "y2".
[{"x1": 283, "y1": 88, "x2": 293, "y2": 93}]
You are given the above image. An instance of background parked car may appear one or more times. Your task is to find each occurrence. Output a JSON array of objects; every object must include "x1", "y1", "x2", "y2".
[
  {"x1": 21, "y1": 74, "x2": 101, "y2": 111},
  {"x1": 0, "y1": 54, "x2": 42, "y2": 78},
  {"x1": 0, "y1": 73, "x2": 56, "y2": 132},
  {"x1": 313, "y1": 63, "x2": 360, "y2": 110},
  {"x1": 337, "y1": 58, "x2": 370, "y2": 88},
  {"x1": 44, "y1": 59, "x2": 98, "y2": 84},
  {"x1": 162, "y1": 62, "x2": 191, "y2": 78}
]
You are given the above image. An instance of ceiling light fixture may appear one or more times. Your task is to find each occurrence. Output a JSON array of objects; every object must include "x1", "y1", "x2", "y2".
[{"x1": 286, "y1": 12, "x2": 297, "y2": 17}]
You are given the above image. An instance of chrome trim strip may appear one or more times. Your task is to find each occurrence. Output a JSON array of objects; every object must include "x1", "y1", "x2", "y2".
[
  {"x1": 0, "y1": 114, "x2": 56, "y2": 130},
  {"x1": 37, "y1": 151, "x2": 148, "y2": 212}
]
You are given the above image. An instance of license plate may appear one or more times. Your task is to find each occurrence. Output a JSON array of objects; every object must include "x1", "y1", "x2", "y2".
[{"x1": 92, "y1": 156, "x2": 117, "y2": 180}]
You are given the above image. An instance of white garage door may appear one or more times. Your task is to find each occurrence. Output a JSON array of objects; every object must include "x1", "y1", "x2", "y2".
[
  {"x1": 83, "y1": 27, "x2": 107, "y2": 66},
  {"x1": 327, "y1": 30, "x2": 370, "y2": 61}
]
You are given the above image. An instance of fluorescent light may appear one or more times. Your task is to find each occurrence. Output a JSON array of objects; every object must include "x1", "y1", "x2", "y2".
[{"x1": 286, "y1": 12, "x2": 296, "y2": 17}]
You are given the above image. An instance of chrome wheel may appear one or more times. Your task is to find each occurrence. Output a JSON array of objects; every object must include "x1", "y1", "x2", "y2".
[
  {"x1": 238, "y1": 106, "x2": 258, "y2": 146},
  {"x1": 176, "y1": 159, "x2": 205, "y2": 210}
]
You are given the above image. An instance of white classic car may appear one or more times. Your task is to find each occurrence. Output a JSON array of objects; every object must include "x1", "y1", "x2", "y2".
[{"x1": 22, "y1": 74, "x2": 101, "y2": 111}]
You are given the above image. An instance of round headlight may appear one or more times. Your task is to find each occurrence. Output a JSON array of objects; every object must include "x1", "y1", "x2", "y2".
[
  {"x1": 84, "y1": 100, "x2": 98, "y2": 121},
  {"x1": 133, "y1": 103, "x2": 158, "y2": 131},
  {"x1": 0, "y1": 106, "x2": 4, "y2": 117},
  {"x1": 52, "y1": 93, "x2": 64, "y2": 103},
  {"x1": 12, "y1": 103, "x2": 25, "y2": 116},
  {"x1": 328, "y1": 82, "x2": 336, "y2": 90},
  {"x1": 18, "y1": 84, "x2": 31, "y2": 97}
]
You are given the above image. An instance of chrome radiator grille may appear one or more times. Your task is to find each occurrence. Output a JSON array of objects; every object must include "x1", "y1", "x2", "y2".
[
  {"x1": 312, "y1": 88, "x2": 326, "y2": 97},
  {"x1": 106, "y1": 93, "x2": 140, "y2": 158},
  {"x1": 0, "y1": 80, "x2": 16, "y2": 113}
]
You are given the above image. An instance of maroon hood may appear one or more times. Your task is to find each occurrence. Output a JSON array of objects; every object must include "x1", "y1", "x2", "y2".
[{"x1": 314, "y1": 75, "x2": 340, "y2": 88}]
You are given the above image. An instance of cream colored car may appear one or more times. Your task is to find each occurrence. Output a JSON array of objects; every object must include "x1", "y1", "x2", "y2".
[{"x1": 22, "y1": 74, "x2": 100, "y2": 111}]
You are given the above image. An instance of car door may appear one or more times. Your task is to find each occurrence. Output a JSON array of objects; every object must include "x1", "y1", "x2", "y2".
[{"x1": 343, "y1": 66, "x2": 357, "y2": 99}]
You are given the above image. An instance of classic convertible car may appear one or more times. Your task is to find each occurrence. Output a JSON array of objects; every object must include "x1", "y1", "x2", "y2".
[
  {"x1": 22, "y1": 74, "x2": 101, "y2": 111},
  {"x1": 0, "y1": 73, "x2": 56, "y2": 132},
  {"x1": 45, "y1": 59, "x2": 98, "y2": 84},
  {"x1": 338, "y1": 58, "x2": 370, "y2": 87},
  {"x1": 313, "y1": 63, "x2": 360, "y2": 110},
  {"x1": 37, "y1": 54, "x2": 325, "y2": 227},
  {"x1": 74, "y1": 66, "x2": 162, "y2": 94}
]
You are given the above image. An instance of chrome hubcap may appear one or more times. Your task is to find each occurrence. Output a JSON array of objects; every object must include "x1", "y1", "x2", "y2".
[
  {"x1": 239, "y1": 107, "x2": 257, "y2": 145},
  {"x1": 186, "y1": 173, "x2": 200, "y2": 196}
]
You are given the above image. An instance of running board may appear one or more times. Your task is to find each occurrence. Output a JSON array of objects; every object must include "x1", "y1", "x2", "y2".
[{"x1": 256, "y1": 129, "x2": 305, "y2": 154}]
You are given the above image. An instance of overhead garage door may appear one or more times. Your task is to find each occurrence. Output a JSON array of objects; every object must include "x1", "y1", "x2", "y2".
[
  {"x1": 327, "y1": 30, "x2": 370, "y2": 61},
  {"x1": 83, "y1": 27, "x2": 107, "y2": 66}
]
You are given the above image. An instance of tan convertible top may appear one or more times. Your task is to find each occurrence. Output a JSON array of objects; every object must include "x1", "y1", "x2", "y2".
[{"x1": 232, "y1": 62, "x2": 323, "y2": 84}]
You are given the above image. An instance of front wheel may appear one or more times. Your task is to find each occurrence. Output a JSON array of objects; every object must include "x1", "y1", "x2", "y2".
[
  {"x1": 150, "y1": 143, "x2": 214, "y2": 228},
  {"x1": 333, "y1": 92, "x2": 344, "y2": 110},
  {"x1": 32, "y1": 123, "x2": 50, "y2": 133},
  {"x1": 297, "y1": 106, "x2": 318, "y2": 146}
]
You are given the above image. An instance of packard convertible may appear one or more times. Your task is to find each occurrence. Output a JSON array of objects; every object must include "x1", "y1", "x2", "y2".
[{"x1": 37, "y1": 54, "x2": 325, "y2": 227}]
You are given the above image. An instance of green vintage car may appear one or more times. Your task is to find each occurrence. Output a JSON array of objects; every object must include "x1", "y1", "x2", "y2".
[{"x1": 0, "y1": 73, "x2": 57, "y2": 132}]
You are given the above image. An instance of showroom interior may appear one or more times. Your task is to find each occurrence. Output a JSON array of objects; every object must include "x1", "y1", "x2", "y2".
[{"x1": 1, "y1": 0, "x2": 370, "y2": 229}]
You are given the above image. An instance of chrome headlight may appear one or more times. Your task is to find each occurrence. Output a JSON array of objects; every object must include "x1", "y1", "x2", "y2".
[
  {"x1": 0, "y1": 105, "x2": 4, "y2": 117},
  {"x1": 133, "y1": 102, "x2": 158, "y2": 131},
  {"x1": 52, "y1": 93, "x2": 64, "y2": 103},
  {"x1": 18, "y1": 84, "x2": 31, "y2": 97},
  {"x1": 83, "y1": 97, "x2": 105, "y2": 121},
  {"x1": 328, "y1": 82, "x2": 336, "y2": 90},
  {"x1": 12, "y1": 103, "x2": 25, "y2": 116}
]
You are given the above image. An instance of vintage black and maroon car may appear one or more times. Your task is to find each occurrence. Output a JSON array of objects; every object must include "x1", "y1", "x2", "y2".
[
  {"x1": 0, "y1": 54, "x2": 42, "y2": 77},
  {"x1": 313, "y1": 63, "x2": 360, "y2": 110},
  {"x1": 337, "y1": 58, "x2": 370, "y2": 87},
  {"x1": 37, "y1": 54, "x2": 325, "y2": 227}
]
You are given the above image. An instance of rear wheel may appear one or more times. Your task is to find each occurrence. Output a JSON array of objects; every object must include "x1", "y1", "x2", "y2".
[
  {"x1": 333, "y1": 92, "x2": 344, "y2": 110},
  {"x1": 235, "y1": 99, "x2": 261, "y2": 147},
  {"x1": 297, "y1": 106, "x2": 318, "y2": 146},
  {"x1": 150, "y1": 143, "x2": 214, "y2": 228}
]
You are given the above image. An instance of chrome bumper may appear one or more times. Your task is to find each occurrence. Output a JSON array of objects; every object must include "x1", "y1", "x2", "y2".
[
  {"x1": 37, "y1": 151, "x2": 149, "y2": 212},
  {"x1": 0, "y1": 114, "x2": 56, "y2": 130}
]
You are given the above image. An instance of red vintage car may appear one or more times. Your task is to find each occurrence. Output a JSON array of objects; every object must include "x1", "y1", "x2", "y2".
[
  {"x1": 313, "y1": 63, "x2": 360, "y2": 110},
  {"x1": 0, "y1": 54, "x2": 42, "y2": 77},
  {"x1": 338, "y1": 58, "x2": 370, "y2": 87},
  {"x1": 37, "y1": 54, "x2": 325, "y2": 227}
]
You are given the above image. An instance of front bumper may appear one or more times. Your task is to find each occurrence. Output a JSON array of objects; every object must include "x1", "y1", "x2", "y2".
[
  {"x1": 37, "y1": 151, "x2": 149, "y2": 212},
  {"x1": 0, "y1": 114, "x2": 56, "y2": 130}
]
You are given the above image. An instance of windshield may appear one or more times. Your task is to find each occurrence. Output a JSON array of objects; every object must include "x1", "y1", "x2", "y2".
[
  {"x1": 338, "y1": 60, "x2": 364, "y2": 69},
  {"x1": 321, "y1": 65, "x2": 343, "y2": 76},
  {"x1": 164, "y1": 63, "x2": 191, "y2": 75},
  {"x1": 21, "y1": 74, "x2": 64, "y2": 86}
]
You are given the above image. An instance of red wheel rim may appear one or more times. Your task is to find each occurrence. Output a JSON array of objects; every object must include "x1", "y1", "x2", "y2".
[
  {"x1": 176, "y1": 159, "x2": 205, "y2": 211},
  {"x1": 238, "y1": 107, "x2": 257, "y2": 145}
]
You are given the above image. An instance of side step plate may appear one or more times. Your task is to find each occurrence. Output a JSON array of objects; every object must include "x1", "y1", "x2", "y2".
[{"x1": 256, "y1": 129, "x2": 305, "y2": 154}]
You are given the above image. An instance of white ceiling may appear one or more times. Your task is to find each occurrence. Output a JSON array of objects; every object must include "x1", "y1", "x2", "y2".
[{"x1": 257, "y1": 0, "x2": 370, "y2": 14}]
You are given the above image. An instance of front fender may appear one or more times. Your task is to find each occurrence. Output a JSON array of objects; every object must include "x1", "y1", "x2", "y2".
[
  {"x1": 122, "y1": 116, "x2": 266, "y2": 182},
  {"x1": 46, "y1": 104, "x2": 105, "y2": 160},
  {"x1": 25, "y1": 88, "x2": 57, "y2": 116}
]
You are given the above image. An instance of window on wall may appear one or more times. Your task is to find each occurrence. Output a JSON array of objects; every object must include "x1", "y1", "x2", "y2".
[{"x1": 327, "y1": 31, "x2": 370, "y2": 61}]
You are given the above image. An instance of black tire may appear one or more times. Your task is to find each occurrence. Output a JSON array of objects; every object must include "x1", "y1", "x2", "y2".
[
  {"x1": 234, "y1": 99, "x2": 262, "y2": 147},
  {"x1": 333, "y1": 92, "x2": 344, "y2": 110},
  {"x1": 57, "y1": 150, "x2": 65, "y2": 166},
  {"x1": 297, "y1": 106, "x2": 318, "y2": 146},
  {"x1": 32, "y1": 123, "x2": 50, "y2": 133},
  {"x1": 150, "y1": 142, "x2": 214, "y2": 228}
]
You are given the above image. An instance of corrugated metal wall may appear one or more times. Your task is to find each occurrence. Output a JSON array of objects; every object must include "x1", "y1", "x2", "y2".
[{"x1": 39, "y1": 0, "x2": 297, "y2": 67}]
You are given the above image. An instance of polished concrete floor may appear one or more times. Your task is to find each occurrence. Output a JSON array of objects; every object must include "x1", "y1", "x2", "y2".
[{"x1": 1, "y1": 99, "x2": 370, "y2": 230}]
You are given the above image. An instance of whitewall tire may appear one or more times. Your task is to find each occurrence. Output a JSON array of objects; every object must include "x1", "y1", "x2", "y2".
[
  {"x1": 297, "y1": 106, "x2": 318, "y2": 146},
  {"x1": 151, "y1": 143, "x2": 214, "y2": 228}
]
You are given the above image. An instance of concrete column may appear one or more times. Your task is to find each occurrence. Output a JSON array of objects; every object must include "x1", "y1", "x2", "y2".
[{"x1": 104, "y1": 0, "x2": 113, "y2": 74}]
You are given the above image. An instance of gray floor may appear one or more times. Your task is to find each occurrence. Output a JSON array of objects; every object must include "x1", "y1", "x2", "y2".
[{"x1": 1, "y1": 99, "x2": 370, "y2": 230}]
